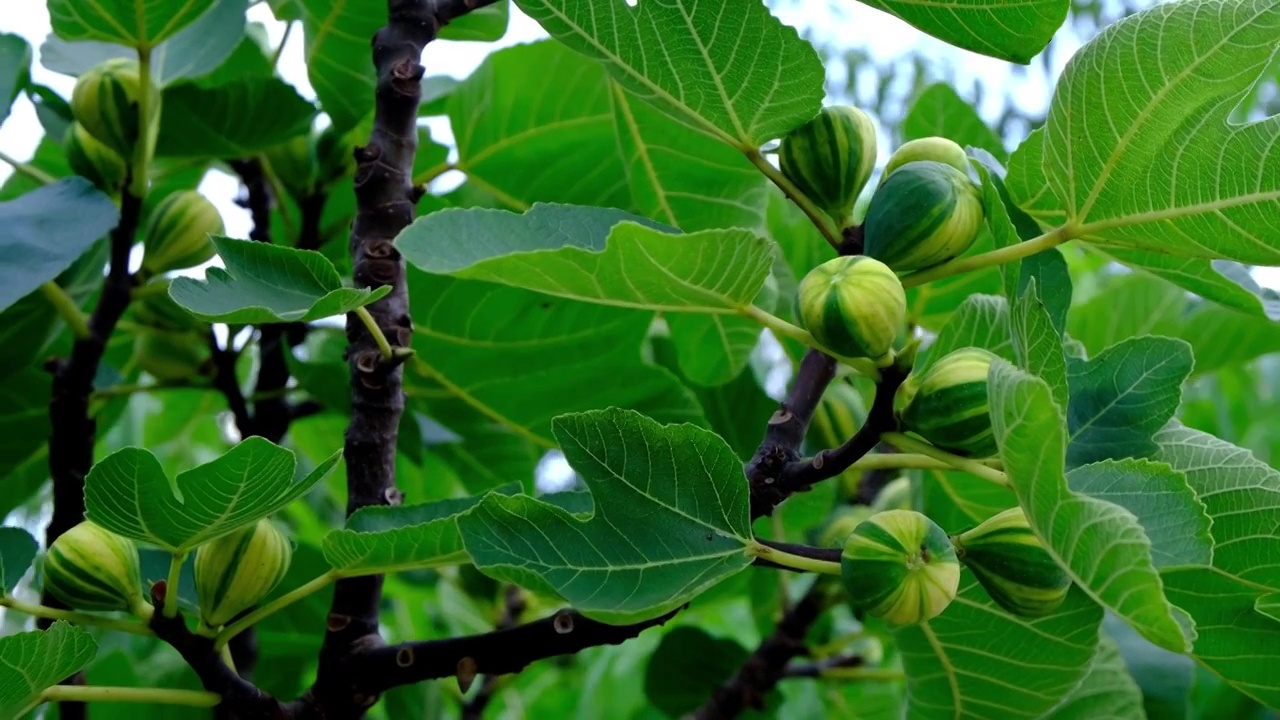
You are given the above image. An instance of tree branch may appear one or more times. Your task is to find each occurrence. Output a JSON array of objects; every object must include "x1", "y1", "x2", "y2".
[
  {"x1": 42, "y1": 182, "x2": 142, "y2": 720},
  {"x1": 309, "y1": 1, "x2": 501, "y2": 715},
  {"x1": 747, "y1": 349, "x2": 839, "y2": 519},
  {"x1": 351, "y1": 607, "x2": 679, "y2": 698},
  {"x1": 688, "y1": 579, "x2": 839, "y2": 720}
]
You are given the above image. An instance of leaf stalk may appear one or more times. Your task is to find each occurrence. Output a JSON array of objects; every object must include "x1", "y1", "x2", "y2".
[{"x1": 880, "y1": 432, "x2": 1010, "y2": 486}]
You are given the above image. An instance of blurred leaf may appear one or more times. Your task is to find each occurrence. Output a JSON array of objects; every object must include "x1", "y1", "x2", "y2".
[
  {"x1": 1042, "y1": 634, "x2": 1145, "y2": 719},
  {"x1": 439, "y1": 0, "x2": 509, "y2": 41},
  {"x1": 644, "y1": 626, "x2": 748, "y2": 717},
  {"x1": 48, "y1": 0, "x2": 215, "y2": 48},
  {"x1": 0, "y1": 527, "x2": 38, "y2": 594},
  {"x1": 156, "y1": 77, "x2": 317, "y2": 158},
  {"x1": 295, "y1": 0, "x2": 379, "y2": 132},
  {"x1": 1105, "y1": 614, "x2": 1195, "y2": 720},
  {"x1": 902, "y1": 83, "x2": 1005, "y2": 160},
  {"x1": 0, "y1": 177, "x2": 118, "y2": 314},
  {"x1": 0, "y1": 33, "x2": 31, "y2": 127},
  {"x1": 852, "y1": 0, "x2": 1068, "y2": 63},
  {"x1": 169, "y1": 237, "x2": 391, "y2": 323}
]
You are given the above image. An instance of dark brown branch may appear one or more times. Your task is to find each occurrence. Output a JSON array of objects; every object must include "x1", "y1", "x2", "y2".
[
  {"x1": 147, "y1": 583, "x2": 286, "y2": 719},
  {"x1": 747, "y1": 349, "x2": 839, "y2": 519},
  {"x1": 689, "y1": 580, "x2": 838, "y2": 720},
  {"x1": 308, "y1": 0, "x2": 499, "y2": 716},
  {"x1": 782, "y1": 654, "x2": 864, "y2": 679},
  {"x1": 769, "y1": 365, "x2": 908, "y2": 500},
  {"x1": 461, "y1": 585, "x2": 526, "y2": 719},
  {"x1": 42, "y1": 183, "x2": 141, "y2": 720},
  {"x1": 209, "y1": 329, "x2": 253, "y2": 437},
  {"x1": 351, "y1": 607, "x2": 679, "y2": 698}
]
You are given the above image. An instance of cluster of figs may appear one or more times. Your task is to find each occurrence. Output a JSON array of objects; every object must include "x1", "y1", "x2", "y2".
[
  {"x1": 779, "y1": 106, "x2": 1072, "y2": 625},
  {"x1": 41, "y1": 518, "x2": 293, "y2": 636}
]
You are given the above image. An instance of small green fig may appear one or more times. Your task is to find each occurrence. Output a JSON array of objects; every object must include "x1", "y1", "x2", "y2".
[
  {"x1": 43, "y1": 521, "x2": 151, "y2": 619},
  {"x1": 897, "y1": 347, "x2": 999, "y2": 458},
  {"x1": 194, "y1": 519, "x2": 293, "y2": 631},
  {"x1": 778, "y1": 105, "x2": 878, "y2": 227},
  {"x1": 796, "y1": 255, "x2": 906, "y2": 364},
  {"x1": 141, "y1": 190, "x2": 224, "y2": 276},
  {"x1": 840, "y1": 509, "x2": 960, "y2": 625},
  {"x1": 863, "y1": 160, "x2": 985, "y2": 272}
]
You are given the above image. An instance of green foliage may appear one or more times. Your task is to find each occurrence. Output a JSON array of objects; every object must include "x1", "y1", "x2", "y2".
[{"x1": 5, "y1": 0, "x2": 1280, "y2": 716}]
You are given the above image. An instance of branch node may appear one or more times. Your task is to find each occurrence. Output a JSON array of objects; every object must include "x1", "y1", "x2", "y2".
[
  {"x1": 457, "y1": 657, "x2": 478, "y2": 693},
  {"x1": 327, "y1": 614, "x2": 352, "y2": 633},
  {"x1": 395, "y1": 647, "x2": 414, "y2": 668},
  {"x1": 552, "y1": 611, "x2": 575, "y2": 635}
]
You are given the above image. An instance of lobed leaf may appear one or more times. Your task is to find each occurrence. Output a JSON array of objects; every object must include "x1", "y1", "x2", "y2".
[
  {"x1": 323, "y1": 484, "x2": 521, "y2": 575},
  {"x1": 458, "y1": 407, "x2": 752, "y2": 624},
  {"x1": 169, "y1": 237, "x2": 390, "y2": 324},
  {"x1": 85, "y1": 437, "x2": 339, "y2": 553},
  {"x1": 0, "y1": 622, "x2": 97, "y2": 719},
  {"x1": 0, "y1": 526, "x2": 38, "y2": 594},
  {"x1": 396, "y1": 204, "x2": 774, "y2": 315},
  {"x1": 1040, "y1": 0, "x2": 1280, "y2": 264},
  {"x1": 49, "y1": 0, "x2": 214, "y2": 48},
  {"x1": 989, "y1": 360, "x2": 1192, "y2": 653},
  {"x1": 513, "y1": 0, "x2": 825, "y2": 147}
]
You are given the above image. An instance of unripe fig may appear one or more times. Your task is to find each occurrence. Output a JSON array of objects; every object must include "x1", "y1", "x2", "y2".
[
  {"x1": 43, "y1": 521, "x2": 151, "y2": 618},
  {"x1": 883, "y1": 137, "x2": 970, "y2": 179},
  {"x1": 778, "y1": 105, "x2": 878, "y2": 227},
  {"x1": 863, "y1": 160, "x2": 985, "y2": 272},
  {"x1": 952, "y1": 506, "x2": 1071, "y2": 617},
  {"x1": 898, "y1": 347, "x2": 998, "y2": 458},
  {"x1": 133, "y1": 284, "x2": 201, "y2": 333},
  {"x1": 840, "y1": 509, "x2": 960, "y2": 625},
  {"x1": 63, "y1": 121, "x2": 126, "y2": 193},
  {"x1": 819, "y1": 505, "x2": 876, "y2": 548},
  {"x1": 869, "y1": 476, "x2": 912, "y2": 512},
  {"x1": 141, "y1": 190, "x2": 224, "y2": 276},
  {"x1": 70, "y1": 58, "x2": 152, "y2": 159},
  {"x1": 194, "y1": 519, "x2": 293, "y2": 630},
  {"x1": 263, "y1": 133, "x2": 318, "y2": 200},
  {"x1": 132, "y1": 328, "x2": 211, "y2": 381},
  {"x1": 796, "y1": 256, "x2": 905, "y2": 363}
]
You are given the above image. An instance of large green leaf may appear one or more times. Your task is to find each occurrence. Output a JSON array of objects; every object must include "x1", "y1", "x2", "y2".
[
  {"x1": 0, "y1": 622, "x2": 97, "y2": 719},
  {"x1": 40, "y1": 0, "x2": 247, "y2": 86},
  {"x1": 989, "y1": 360, "x2": 1191, "y2": 653},
  {"x1": 48, "y1": 0, "x2": 213, "y2": 48},
  {"x1": 1042, "y1": 635, "x2": 1145, "y2": 719},
  {"x1": 396, "y1": 204, "x2": 774, "y2": 314},
  {"x1": 322, "y1": 485, "x2": 520, "y2": 575},
  {"x1": 295, "y1": 0, "x2": 377, "y2": 132},
  {"x1": 1065, "y1": 458, "x2": 1212, "y2": 569},
  {"x1": 458, "y1": 408, "x2": 752, "y2": 624},
  {"x1": 1065, "y1": 337, "x2": 1194, "y2": 468},
  {"x1": 169, "y1": 237, "x2": 391, "y2": 323},
  {"x1": 406, "y1": 269, "x2": 704, "y2": 447},
  {"x1": 448, "y1": 40, "x2": 630, "y2": 210},
  {"x1": 1039, "y1": 0, "x2": 1280, "y2": 264},
  {"x1": 1011, "y1": 279, "x2": 1068, "y2": 410},
  {"x1": 0, "y1": 33, "x2": 31, "y2": 127},
  {"x1": 0, "y1": 178, "x2": 118, "y2": 313},
  {"x1": 1097, "y1": 246, "x2": 1280, "y2": 321},
  {"x1": 156, "y1": 77, "x2": 317, "y2": 158},
  {"x1": 853, "y1": 0, "x2": 1067, "y2": 63},
  {"x1": 902, "y1": 83, "x2": 1005, "y2": 161},
  {"x1": 908, "y1": 467, "x2": 1101, "y2": 720},
  {"x1": 0, "y1": 526, "x2": 37, "y2": 594},
  {"x1": 513, "y1": 0, "x2": 825, "y2": 147},
  {"x1": 84, "y1": 437, "x2": 340, "y2": 553}
]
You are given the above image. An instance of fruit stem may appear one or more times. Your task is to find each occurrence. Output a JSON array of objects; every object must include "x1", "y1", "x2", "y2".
[
  {"x1": 38, "y1": 685, "x2": 220, "y2": 708},
  {"x1": 747, "y1": 540, "x2": 842, "y2": 576},
  {"x1": 899, "y1": 225, "x2": 1073, "y2": 290},
  {"x1": 819, "y1": 667, "x2": 906, "y2": 682},
  {"x1": 162, "y1": 550, "x2": 186, "y2": 618},
  {"x1": 0, "y1": 595, "x2": 154, "y2": 636},
  {"x1": 128, "y1": 48, "x2": 157, "y2": 198},
  {"x1": 0, "y1": 149, "x2": 56, "y2": 185},
  {"x1": 39, "y1": 281, "x2": 93, "y2": 340},
  {"x1": 737, "y1": 305, "x2": 881, "y2": 380},
  {"x1": 213, "y1": 570, "x2": 338, "y2": 650},
  {"x1": 354, "y1": 305, "x2": 394, "y2": 361},
  {"x1": 745, "y1": 148, "x2": 843, "y2": 251},
  {"x1": 880, "y1": 432, "x2": 1010, "y2": 487},
  {"x1": 848, "y1": 453, "x2": 1002, "y2": 473}
]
